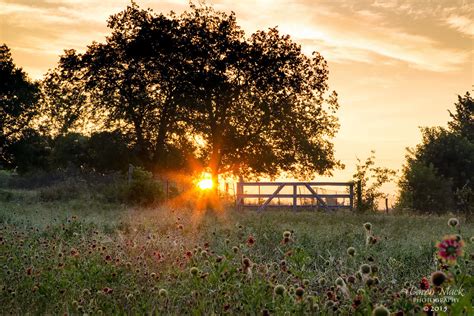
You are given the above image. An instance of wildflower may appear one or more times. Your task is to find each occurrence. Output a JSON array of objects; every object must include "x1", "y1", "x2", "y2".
[
  {"x1": 366, "y1": 235, "x2": 378, "y2": 245},
  {"x1": 352, "y1": 295, "x2": 362, "y2": 309},
  {"x1": 366, "y1": 278, "x2": 375, "y2": 287},
  {"x1": 102, "y1": 287, "x2": 113, "y2": 294},
  {"x1": 436, "y1": 235, "x2": 465, "y2": 264},
  {"x1": 232, "y1": 246, "x2": 239, "y2": 253},
  {"x1": 70, "y1": 248, "x2": 79, "y2": 257},
  {"x1": 158, "y1": 289, "x2": 168, "y2": 297},
  {"x1": 419, "y1": 277, "x2": 430, "y2": 290},
  {"x1": 347, "y1": 247, "x2": 356, "y2": 256},
  {"x1": 190, "y1": 267, "x2": 199, "y2": 276},
  {"x1": 370, "y1": 265, "x2": 378, "y2": 274},
  {"x1": 274, "y1": 284, "x2": 285, "y2": 295},
  {"x1": 105, "y1": 255, "x2": 112, "y2": 261},
  {"x1": 246, "y1": 235, "x2": 255, "y2": 246},
  {"x1": 448, "y1": 218, "x2": 459, "y2": 228},
  {"x1": 347, "y1": 275, "x2": 356, "y2": 284},
  {"x1": 177, "y1": 224, "x2": 183, "y2": 230},
  {"x1": 242, "y1": 257, "x2": 251, "y2": 268},
  {"x1": 318, "y1": 277, "x2": 326, "y2": 285},
  {"x1": 283, "y1": 231, "x2": 291, "y2": 238},
  {"x1": 303, "y1": 279, "x2": 310, "y2": 287},
  {"x1": 295, "y1": 287, "x2": 304, "y2": 298},
  {"x1": 360, "y1": 264, "x2": 371, "y2": 274},
  {"x1": 372, "y1": 305, "x2": 390, "y2": 316},
  {"x1": 363, "y1": 222, "x2": 372, "y2": 231},
  {"x1": 431, "y1": 271, "x2": 447, "y2": 287},
  {"x1": 335, "y1": 277, "x2": 345, "y2": 287}
]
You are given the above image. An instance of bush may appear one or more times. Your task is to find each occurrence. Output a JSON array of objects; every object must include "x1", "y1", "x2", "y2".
[
  {"x1": 397, "y1": 160, "x2": 454, "y2": 213},
  {"x1": 5, "y1": 129, "x2": 51, "y2": 174},
  {"x1": 87, "y1": 131, "x2": 130, "y2": 172},
  {"x1": 122, "y1": 167, "x2": 164, "y2": 206}
]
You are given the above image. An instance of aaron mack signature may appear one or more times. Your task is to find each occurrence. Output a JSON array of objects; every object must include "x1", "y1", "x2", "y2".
[
  {"x1": 401, "y1": 286, "x2": 465, "y2": 304},
  {"x1": 404, "y1": 286, "x2": 465, "y2": 297}
]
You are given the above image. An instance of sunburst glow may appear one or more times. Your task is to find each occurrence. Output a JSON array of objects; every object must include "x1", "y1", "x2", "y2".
[{"x1": 197, "y1": 172, "x2": 213, "y2": 190}]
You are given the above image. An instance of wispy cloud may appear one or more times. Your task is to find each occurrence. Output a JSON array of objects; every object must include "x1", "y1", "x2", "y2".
[
  {"x1": 445, "y1": 14, "x2": 474, "y2": 37},
  {"x1": 1, "y1": 0, "x2": 472, "y2": 78}
]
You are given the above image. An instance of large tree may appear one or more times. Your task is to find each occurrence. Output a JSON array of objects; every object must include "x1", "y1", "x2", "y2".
[
  {"x1": 54, "y1": 3, "x2": 341, "y2": 181},
  {"x1": 0, "y1": 44, "x2": 40, "y2": 167}
]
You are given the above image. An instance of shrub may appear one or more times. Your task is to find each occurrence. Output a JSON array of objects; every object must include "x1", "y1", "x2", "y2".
[{"x1": 120, "y1": 167, "x2": 164, "y2": 206}]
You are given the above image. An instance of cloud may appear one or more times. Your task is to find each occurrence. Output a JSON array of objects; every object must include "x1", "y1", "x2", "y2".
[
  {"x1": 445, "y1": 14, "x2": 474, "y2": 37},
  {"x1": 1, "y1": 0, "x2": 471, "y2": 79}
]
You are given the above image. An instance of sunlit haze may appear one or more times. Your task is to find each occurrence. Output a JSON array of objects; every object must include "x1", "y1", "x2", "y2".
[{"x1": 1, "y1": 0, "x2": 472, "y2": 202}]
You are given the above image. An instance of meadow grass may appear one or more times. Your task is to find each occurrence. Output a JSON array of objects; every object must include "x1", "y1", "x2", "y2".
[{"x1": 0, "y1": 188, "x2": 473, "y2": 315}]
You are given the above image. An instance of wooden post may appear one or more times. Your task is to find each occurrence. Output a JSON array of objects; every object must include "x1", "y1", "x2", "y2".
[
  {"x1": 293, "y1": 184, "x2": 297, "y2": 211},
  {"x1": 258, "y1": 185, "x2": 261, "y2": 205},
  {"x1": 237, "y1": 175, "x2": 243, "y2": 209},
  {"x1": 385, "y1": 198, "x2": 389, "y2": 213},
  {"x1": 357, "y1": 180, "x2": 362, "y2": 211},
  {"x1": 349, "y1": 183, "x2": 354, "y2": 211},
  {"x1": 166, "y1": 180, "x2": 169, "y2": 201}
]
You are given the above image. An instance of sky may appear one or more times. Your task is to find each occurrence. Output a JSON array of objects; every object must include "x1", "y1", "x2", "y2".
[{"x1": 1, "y1": 0, "x2": 473, "y2": 200}]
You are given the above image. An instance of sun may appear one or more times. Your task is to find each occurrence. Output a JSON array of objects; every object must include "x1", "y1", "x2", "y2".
[{"x1": 196, "y1": 172, "x2": 213, "y2": 190}]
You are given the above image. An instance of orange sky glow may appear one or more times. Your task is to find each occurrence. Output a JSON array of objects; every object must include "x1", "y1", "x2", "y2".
[{"x1": 1, "y1": 0, "x2": 473, "y2": 201}]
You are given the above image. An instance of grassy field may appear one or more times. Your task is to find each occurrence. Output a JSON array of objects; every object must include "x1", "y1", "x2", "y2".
[{"x1": 0, "y1": 187, "x2": 473, "y2": 315}]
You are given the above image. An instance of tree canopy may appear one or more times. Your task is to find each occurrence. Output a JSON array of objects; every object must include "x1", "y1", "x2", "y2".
[
  {"x1": 45, "y1": 3, "x2": 341, "y2": 181},
  {"x1": 0, "y1": 44, "x2": 40, "y2": 167},
  {"x1": 398, "y1": 92, "x2": 474, "y2": 214}
]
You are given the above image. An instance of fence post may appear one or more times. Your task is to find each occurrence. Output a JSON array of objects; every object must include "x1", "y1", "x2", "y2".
[
  {"x1": 236, "y1": 176, "x2": 243, "y2": 210},
  {"x1": 293, "y1": 184, "x2": 297, "y2": 211},
  {"x1": 349, "y1": 183, "x2": 354, "y2": 211},
  {"x1": 357, "y1": 180, "x2": 362, "y2": 211}
]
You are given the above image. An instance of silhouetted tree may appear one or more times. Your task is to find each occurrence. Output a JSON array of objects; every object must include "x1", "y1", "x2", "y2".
[
  {"x1": 52, "y1": 3, "x2": 341, "y2": 182},
  {"x1": 448, "y1": 91, "x2": 473, "y2": 141},
  {"x1": 352, "y1": 151, "x2": 396, "y2": 211},
  {"x1": 0, "y1": 44, "x2": 40, "y2": 167},
  {"x1": 398, "y1": 92, "x2": 474, "y2": 214}
]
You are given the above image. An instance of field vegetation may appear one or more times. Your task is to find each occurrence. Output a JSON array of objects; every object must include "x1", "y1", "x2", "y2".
[{"x1": 1, "y1": 174, "x2": 472, "y2": 314}]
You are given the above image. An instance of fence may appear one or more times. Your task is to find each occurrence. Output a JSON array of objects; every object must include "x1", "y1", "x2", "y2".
[{"x1": 236, "y1": 181, "x2": 357, "y2": 212}]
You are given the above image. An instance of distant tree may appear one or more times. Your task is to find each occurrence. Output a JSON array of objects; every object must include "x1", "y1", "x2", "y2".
[
  {"x1": 50, "y1": 133, "x2": 89, "y2": 170},
  {"x1": 352, "y1": 151, "x2": 396, "y2": 211},
  {"x1": 7, "y1": 129, "x2": 51, "y2": 174},
  {"x1": 397, "y1": 92, "x2": 474, "y2": 214},
  {"x1": 0, "y1": 44, "x2": 40, "y2": 167},
  {"x1": 87, "y1": 131, "x2": 130, "y2": 172},
  {"x1": 398, "y1": 153, "x2": 454, "y2": 213},
  {"x1": 39, "y1": 50, "x2": 99, "y2": 136},
  {"x1": 448, "y1": 91, "x2": 473, "y2": 141}
]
